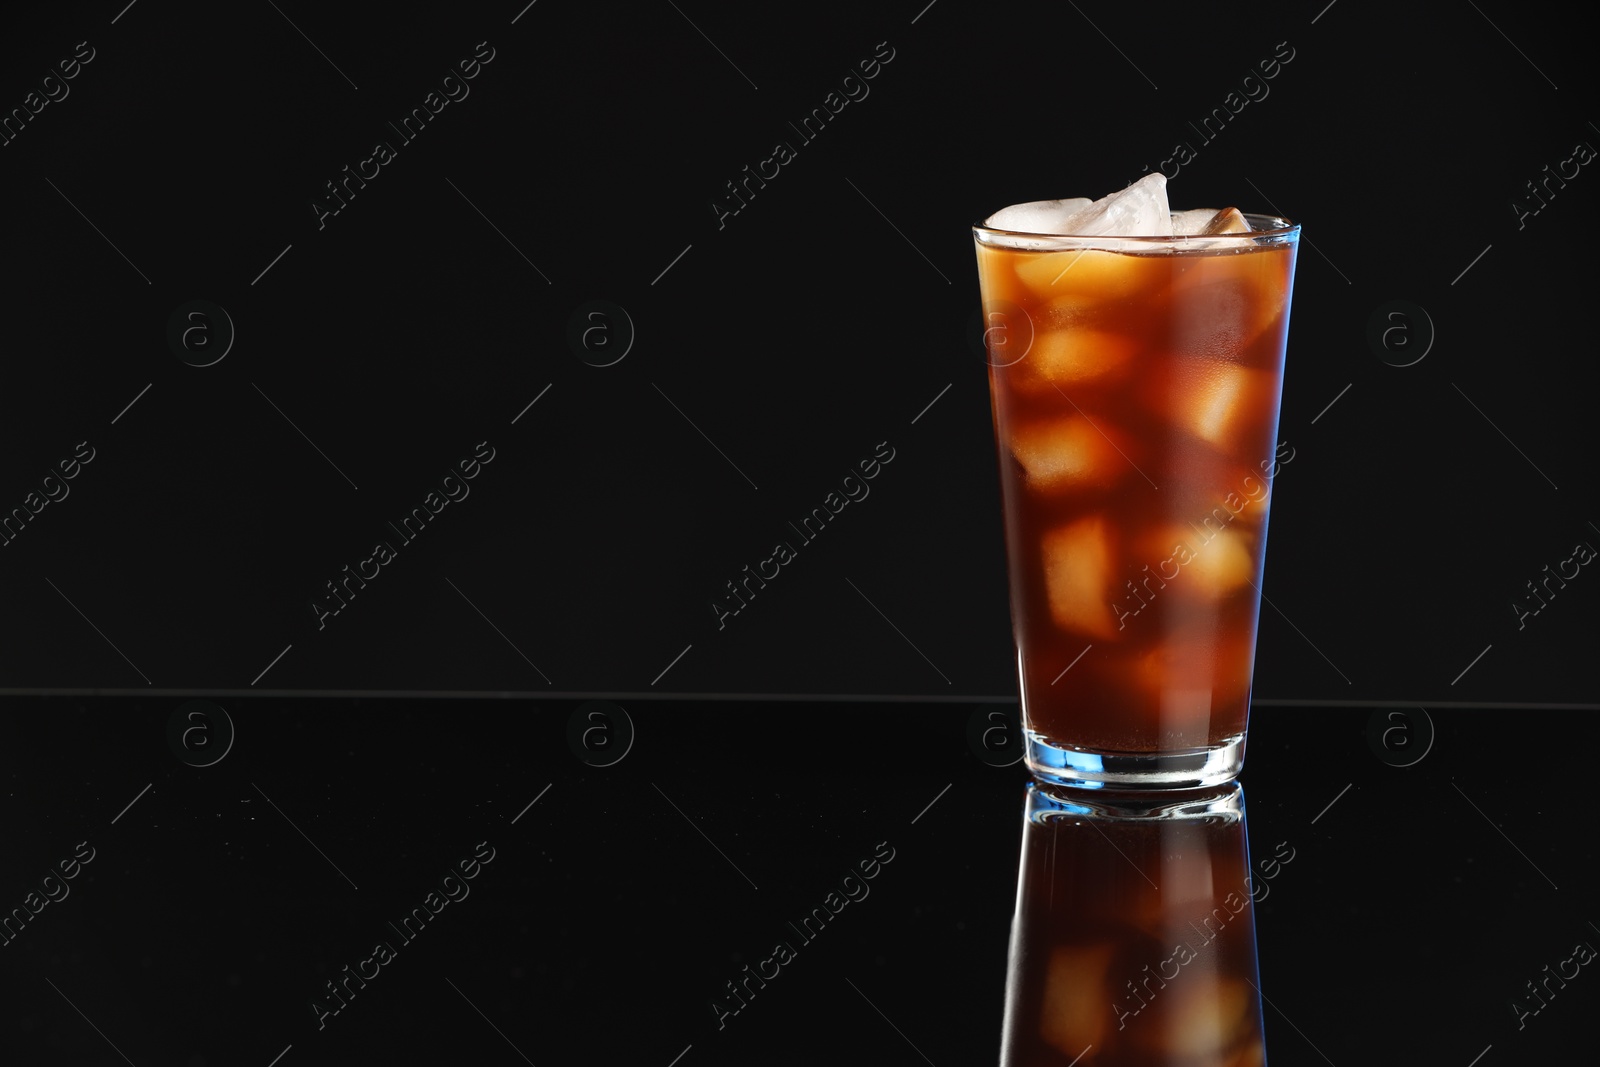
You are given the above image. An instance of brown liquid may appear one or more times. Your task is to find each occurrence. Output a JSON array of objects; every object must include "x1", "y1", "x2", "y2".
[
  {"x1": 999, "y1": 784, "x2": 1268, "y2": 1066},
  {"x1": 976, "y1": 238, "x2": 1295, "y2": 754}
]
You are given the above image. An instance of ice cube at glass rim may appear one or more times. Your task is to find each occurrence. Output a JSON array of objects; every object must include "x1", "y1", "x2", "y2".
[{"x1": 973, "y1": 213, "x2": 1298, "y2": 254}]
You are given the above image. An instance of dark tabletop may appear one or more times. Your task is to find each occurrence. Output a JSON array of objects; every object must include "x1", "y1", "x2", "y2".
[{"x1": 1, "y1": 696, "x2": 1593, "y2": 1065}]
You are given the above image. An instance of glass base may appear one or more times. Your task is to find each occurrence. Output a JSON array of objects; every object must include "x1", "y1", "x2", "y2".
[{"x1": 1025, "y1": 731, "x2": 1246, "y2": 790}]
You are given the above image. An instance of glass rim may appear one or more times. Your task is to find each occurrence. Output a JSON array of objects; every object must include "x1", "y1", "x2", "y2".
[{"x1": 973, "y1": 212, "x2": 1298, "y2": 251}]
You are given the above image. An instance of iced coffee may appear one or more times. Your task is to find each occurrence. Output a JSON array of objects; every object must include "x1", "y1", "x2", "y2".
[{"x1": 974, "y1": 174, "x2": 1298, "y2": 788}]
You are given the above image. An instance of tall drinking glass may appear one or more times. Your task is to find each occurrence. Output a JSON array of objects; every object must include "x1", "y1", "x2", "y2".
[{"x1": 973, "y1": 214, "x2": 1299, "y2": 788}]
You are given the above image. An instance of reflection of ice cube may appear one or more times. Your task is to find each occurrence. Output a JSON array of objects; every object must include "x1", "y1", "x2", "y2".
[
  {"x1": 1011, "y1": 417, "x2": 1130, "y2": 490},
  {"x1": 1039, "y1": 943, "x2": 1115, "y2": 1054},
  {"x1": 1042, "y1": 515, "x2": 1119, "y2": 640}
]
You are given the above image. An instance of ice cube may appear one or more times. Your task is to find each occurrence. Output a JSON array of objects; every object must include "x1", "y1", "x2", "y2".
[
  {"x1": 1172, "y1": 208, "x2": 1219, "y2": 236},
  {"x1": 1013, "y1": 248, "x2": 1167, "y2": 312},
  {"x1": 1058, "y1": 173, "x2": 1174, "y2": 236},
  {"x1": 1185, "y1": 528, "x2": 1254, "y2": 595},
  {"x1": 1131, "y1": 626, "x2": 1254, "y2": 719},
  {"x1": 1038, "y1": 943, "x2": 1116, "y2": 1055},
  {"x1": 1041, "y1": 515, "x2": 1120, "y2": 639},
  {"x1": 986, "y1": 197, "x2": 1092, "y2": 233},
  {"x1": 1010, "y1": 416, "x2": 1134, "y2": 491},
  {"x1": 1143, "y1": 362, "x2": 1274, "y2": 452},
  {"x1": 1184, "y1": 363, "x2": 1254, "y2": 444},
  {"x1": 1005, "y1": 327, "x2": 1137, "y2": 393},
  {"x1": 1141, "y1": 524, "x2": 1254, "y2": 597},
  {"x1": 1172, "y1": 206, "x2": 1251, "y2": 235},
  {"x1": 1202, "y1": 207, "x2": 1251, "y2": 234}
]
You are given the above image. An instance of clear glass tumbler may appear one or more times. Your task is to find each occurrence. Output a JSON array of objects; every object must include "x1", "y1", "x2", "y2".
[{"x1": 974, "y1": 214, "x2": 1299, "y2": 788}]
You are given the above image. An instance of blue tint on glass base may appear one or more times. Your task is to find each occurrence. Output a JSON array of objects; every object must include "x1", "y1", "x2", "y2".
[{"x1": 1026, "y1": 731, "x2": 1246, "y2": 791}]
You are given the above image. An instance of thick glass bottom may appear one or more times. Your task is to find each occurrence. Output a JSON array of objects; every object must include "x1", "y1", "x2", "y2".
[{"x1": 1025, "y1": 730, "x2": 1245, "y2": 790}]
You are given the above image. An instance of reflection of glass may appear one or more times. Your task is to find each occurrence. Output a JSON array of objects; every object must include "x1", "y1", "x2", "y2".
[
  {"x1": 973, "y1": 219, "x2": 1299, "y2": 789},
  {"x1": 1000, "y1": 783, "x2": 1267, "y2": 1066}
]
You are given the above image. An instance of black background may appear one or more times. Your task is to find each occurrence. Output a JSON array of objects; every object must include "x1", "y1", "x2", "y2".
[
  {"x1": 1, "y1": 1, "x2": 1597, "y2": 1063},
  {"x1": 0, "y1": 0, "x2": 1594, "y2": 700}
]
